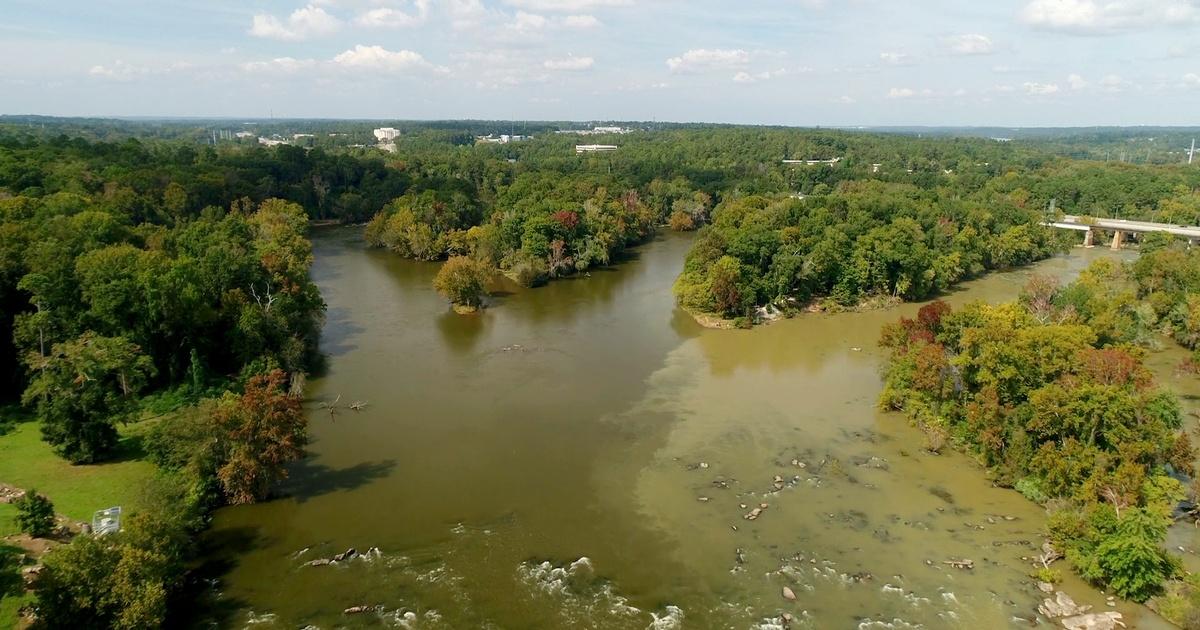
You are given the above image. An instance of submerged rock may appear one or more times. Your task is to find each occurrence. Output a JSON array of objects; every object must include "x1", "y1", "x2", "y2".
[{"x1": 1060, "y1": 612, "x2": 1124, "y2": 629}]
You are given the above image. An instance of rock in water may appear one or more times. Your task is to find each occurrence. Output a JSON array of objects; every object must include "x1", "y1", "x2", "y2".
[
  {"x1": 1060, "y1": 611, "x2": 1124, "y2": 630},
  {"x1": 1038, "y1": 591, "x2": 1090, "y2": 619},
  {"x1": 332, "y1": 548, "x2": 358, "y2": 562},
  {"x1": 782, "y1": 586, "x2": 797, "y2": 600}
]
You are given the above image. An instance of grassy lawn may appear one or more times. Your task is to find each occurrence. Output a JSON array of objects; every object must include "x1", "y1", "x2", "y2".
[
  {"x1": 0, "y1": 419, "x2": 159, "y2": 629},
  {"x1": 0, "y1": 421, "x2": 156, "y2": 523},
  {"x1": 0, "y1": 505, "x2": 16, "y2": 539}
]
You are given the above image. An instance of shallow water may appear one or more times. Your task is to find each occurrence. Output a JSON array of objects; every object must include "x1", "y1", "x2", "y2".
[{"x1": 204, "y1": 229, "x2": 1182, "y2": 629}]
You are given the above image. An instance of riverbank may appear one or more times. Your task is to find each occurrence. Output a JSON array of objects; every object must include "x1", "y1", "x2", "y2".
[{"x1": 683, "y1": 294, "x2": 904, "y2": 329}]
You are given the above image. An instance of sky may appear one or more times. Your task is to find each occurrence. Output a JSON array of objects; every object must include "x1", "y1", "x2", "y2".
[{"x1": 2, "y1": 0, "x2": 1200, "y2": 126}]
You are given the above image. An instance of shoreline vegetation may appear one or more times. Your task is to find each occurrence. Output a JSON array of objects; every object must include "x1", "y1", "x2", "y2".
[{"x1": 879, "y1": 241, "x2": 1200, "y2": 625}]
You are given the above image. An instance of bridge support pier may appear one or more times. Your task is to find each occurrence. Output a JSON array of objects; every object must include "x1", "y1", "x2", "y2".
[
  {"x1": 1110, "y1": 230, "x2": 1124, "y2": 250},
  {"x1": 1083, "y1": 229, "x2": 1095, "y2": 248}
]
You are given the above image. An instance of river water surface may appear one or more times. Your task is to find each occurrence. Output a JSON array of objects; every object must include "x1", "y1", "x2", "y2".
[{"x1": 205, "y1": 228, "x2": 1188, "y2": 629}]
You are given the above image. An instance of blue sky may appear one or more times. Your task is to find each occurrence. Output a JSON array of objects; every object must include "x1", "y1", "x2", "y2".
[{"x1": 3, "y1": 0, "x2": 1199, "y2": 125}]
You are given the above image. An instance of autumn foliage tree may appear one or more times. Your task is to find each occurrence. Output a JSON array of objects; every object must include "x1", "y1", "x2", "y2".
[
  {"x1": 211, "y1": 370, "x2": 307, "y2": 505},
  {"x1": 433, "y1": 256, "x2": 491, "y2": 313}
]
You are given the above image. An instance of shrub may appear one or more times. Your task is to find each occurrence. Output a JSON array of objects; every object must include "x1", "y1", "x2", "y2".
[
  {"x1": 15, "y1": 489, "x2": 55, "y2": 538},
  {"x1": 668, "y1": 210, "x2": 695, "y2": 231},
  {"x1": 1033, "y1": 567, "x2": 1062, "y2": 584},
  {"x1": 508, "y1": 252, "x2": 548, "y2": 288},
  {"x1": 34, "y1": 533, "x2": 170, "y2": 629}
]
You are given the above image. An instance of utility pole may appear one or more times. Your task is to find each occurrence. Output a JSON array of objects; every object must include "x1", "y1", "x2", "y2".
[{"x1": 1189, "y1": 138, "x2": 1196, "y2": 165}]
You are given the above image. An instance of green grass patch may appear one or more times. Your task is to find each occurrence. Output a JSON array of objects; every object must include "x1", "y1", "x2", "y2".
[
  {"x1": 0, "y1": 421, "x2": 156, "y2": 523},
  {"x1": 0, "y1": 504, "x2": 17, "y2": 539}
]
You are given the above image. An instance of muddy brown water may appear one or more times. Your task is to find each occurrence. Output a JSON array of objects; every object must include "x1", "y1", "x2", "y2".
[{"x1": 205, "y1": 228, "x2": 1189, "y2": 629}]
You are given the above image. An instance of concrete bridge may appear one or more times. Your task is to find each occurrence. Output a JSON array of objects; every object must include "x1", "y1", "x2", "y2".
[{"x1": 1043, "y1": 214, "x2": 1200, "y2": 249}]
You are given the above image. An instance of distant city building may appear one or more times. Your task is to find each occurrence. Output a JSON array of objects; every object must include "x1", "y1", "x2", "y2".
[
  {"x1": 559, "y1": 126, "x2": 634, "y2": 135},
  {"x1": 258, "y1": 136, "x2": 289, "y2": 147},
  {"x1": 292, "y1": 133, "x2": 315, "y2": 140},
  {"x1": 576, "y1": 144, "x2": 618, "y2": 153},
  {"x1": 476, "y1": 134, "x2": 528, "y2": 144},
  {"x1": 373, "y1": 127, "x2": 400, "y2": 142},
  {"x1": 378, "y1": 142, "x2": 397, "y2": 153},
  {"x1": 235, "y1": 131, "x2": 255, "y2": 139},
  {"x1": 871, "y1": 163, "x2": 882, "y2": 173},
  {"x1": 990, "y1": 137, "x2": 1012, "y2": 143},
  {"x1": 782, "y1": 157, "x2": 842, "y2": 166}
]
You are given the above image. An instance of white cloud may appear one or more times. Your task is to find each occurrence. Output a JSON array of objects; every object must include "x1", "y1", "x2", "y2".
[
  {"x1": 543, "y1": 55, "x2": 594, "y2": 70},
  {"x1": 332, "y1": 45, "x2": 439, "y2": 72},
  {"x1": 448, "y1": 0, "x2": 491, "y2": 30},
  {"x1": 249, "y1": 4, "x2": 340, "y2": 41},
  {"x1": 1099, "y1": 73, "x2": 1128, "y2": 92},
  {"x1": 732, "y1": 68, "x2": 787, "y2": 83},
  {"x1": 88, "y1": 60, "x2": 149, "y2": 81},
  {"x1": 562, "y1": 14, "x2": 601, "y2": 27},
  {"x1": 355, "y1": 1, "x2": 432, "y2": 28},
  {"x1": 502, "y1": 0, "x2": 632, "y2": 10},
  {"x1": 1067, "y1": 73, "x2": 1088, "y2": 89},
  {"x1": 1023, "y1": 81, "x2": 1060, "y2": 94},
  {"x1": 1185, "y1": 72, "x2": 1200, "y2": 87},
  {"x1": 887, "y1": 87, "x2": 916, "y2": 99},
  {"x1": 833, "y1": 95, "x2": 856, "y2": 104},
  {"x1": 879, "y1": 51, "x2": 913, "y2": 66},
  {"x1": 508, "y1": 11, "x2": 549, "y2": 30},
  {"x1": 944, "y1": 33, "x2": 994, "y2": 55},
  {"x1": 1020, "y1": 0, "x2": 1200, "y2": 34},
  {"x1": 451, "y1": 50, "x2": 550, "y2": 87},
  {"x1": 240, "y1": 57, "x2": 318, "y2": 73},
  {"x1": 666, "y1": 49, "x2": 749, "y2": 73}
]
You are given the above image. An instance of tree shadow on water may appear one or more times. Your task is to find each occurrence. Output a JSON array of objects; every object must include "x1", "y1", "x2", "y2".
[
  {"x1": 177, "y1": 525, "x2": 263, "y2": 628},
  {"x1": 277, "y1": 458, "x2": 397, "y2": 503},
  {"x1": 318, "y1": 306, "x2": 365, "y2": 360},
  {"x1": 436, "y1": 310, "x2": 486, "y2": 356}
]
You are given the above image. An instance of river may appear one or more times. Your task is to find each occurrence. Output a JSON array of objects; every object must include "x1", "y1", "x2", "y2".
[{"x1": 203, "y1": 227, "x2": 1190, "y2": 629}]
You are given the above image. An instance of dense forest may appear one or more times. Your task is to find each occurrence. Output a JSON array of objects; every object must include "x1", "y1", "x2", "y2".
[{"x1": 673, "y1": 158, "x2": 1200, "y2": 324}]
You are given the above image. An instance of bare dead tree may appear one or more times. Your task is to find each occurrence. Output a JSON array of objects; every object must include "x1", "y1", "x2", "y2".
[{"x1": 249, "y1": 282, "x2": 278, "y2": 313}]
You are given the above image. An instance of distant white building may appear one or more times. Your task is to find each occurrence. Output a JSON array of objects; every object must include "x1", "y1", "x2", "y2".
[
  {"x1": 235, "y1": 131, "x2": 255, "y2": 139},
  {"x1": 374, "y1": 127, "x2": 400, "y2": 142},
  {"x1": 576, "y1": 144, "x2": 618, "y2": 153},
  {"x1": 258, "y1": 136, "x2": 289, "y2": 147},
  {"x1": 558, "y1": 126, "x2": 633, "y2": 135},
  {"x1": 292, "y1": 133, "x2": 315, "y2": 140},
  {"x1": 476, "y1": 134, "x2": 527, "y2": 144},
  {"x1": 782, "y1": 157, "x2": 842, "y2": 166}
]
